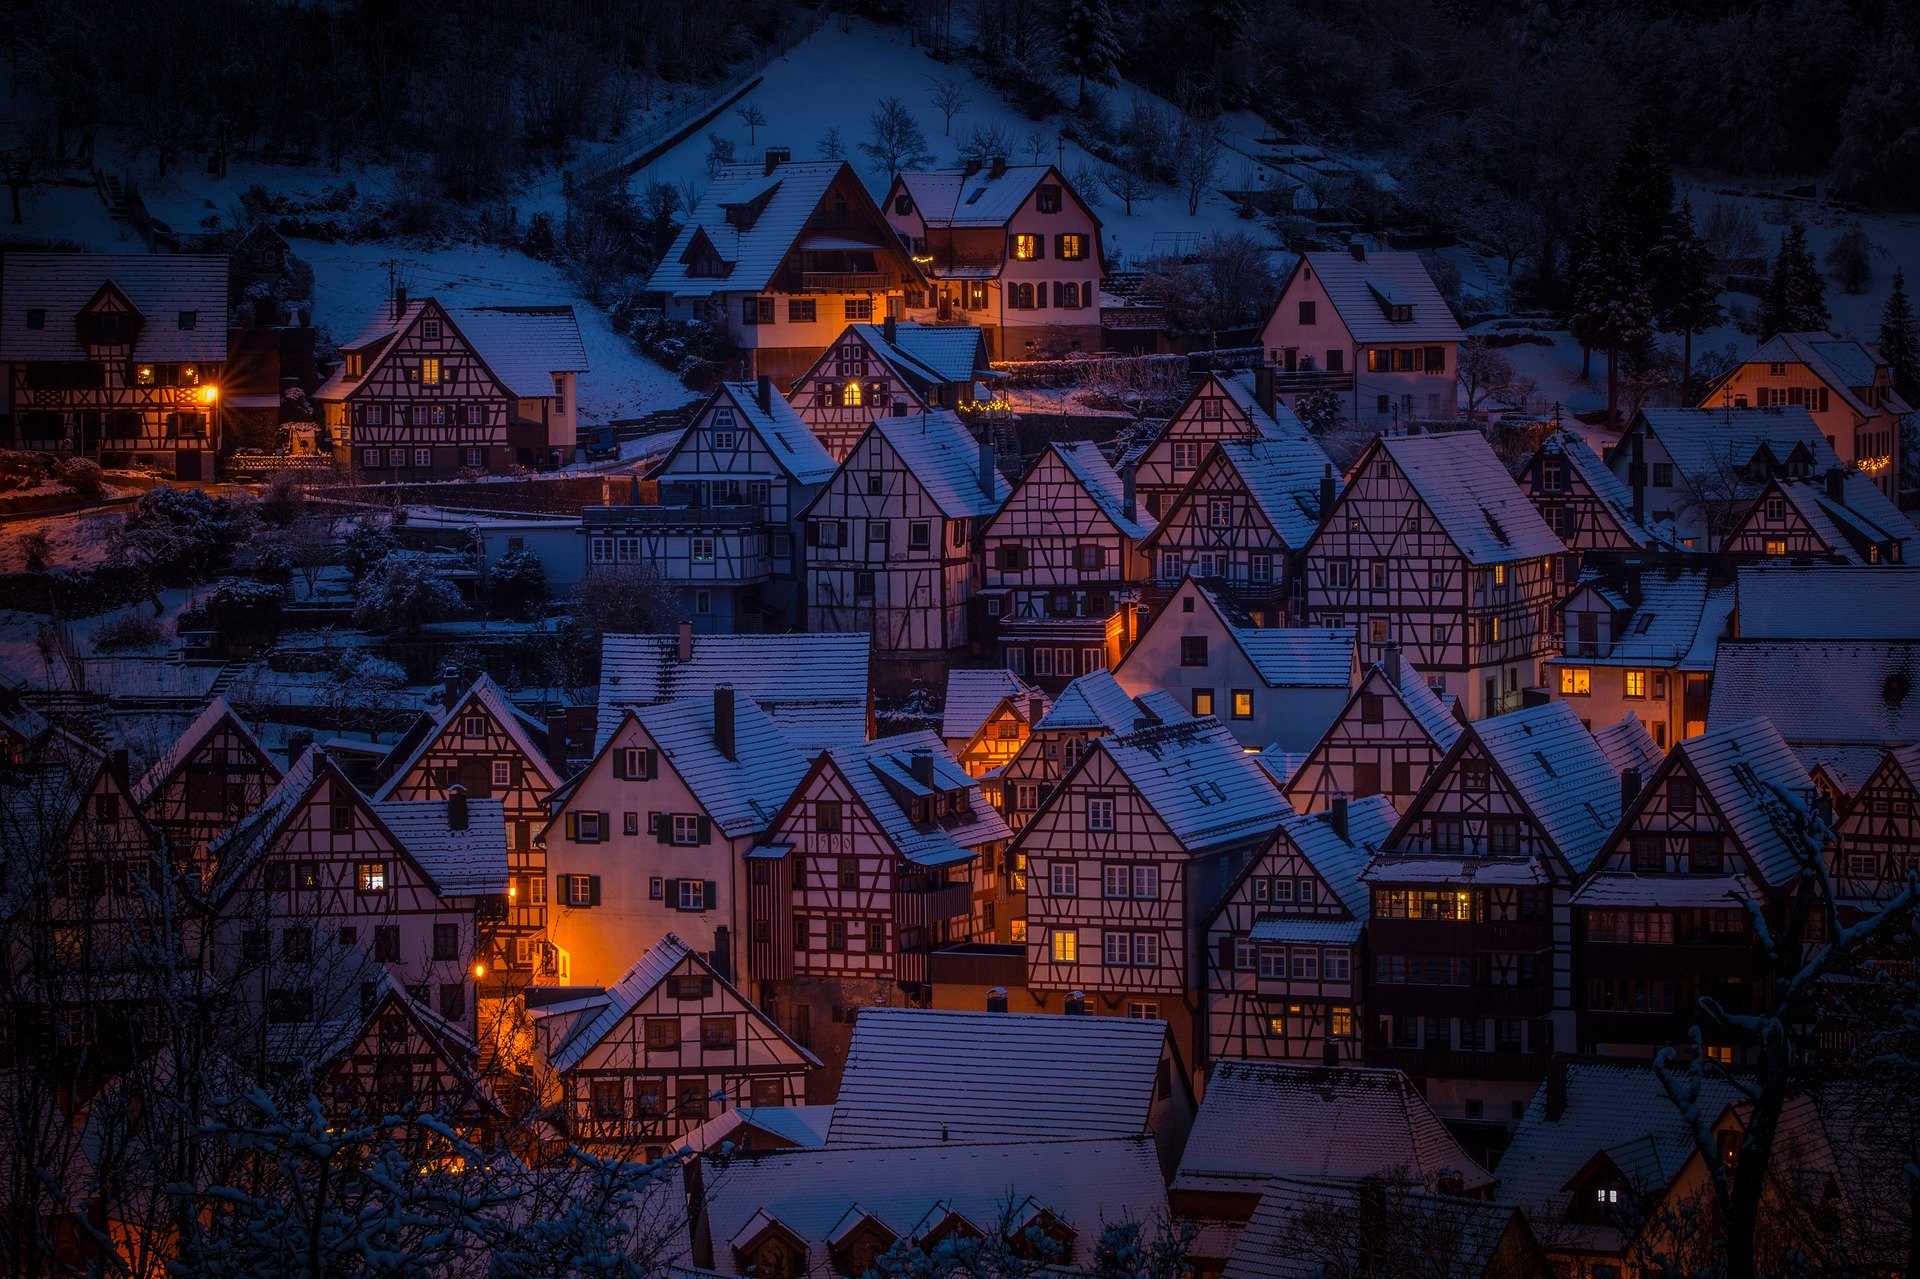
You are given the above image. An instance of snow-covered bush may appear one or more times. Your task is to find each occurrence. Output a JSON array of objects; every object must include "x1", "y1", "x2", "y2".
[
  {"x1": 116, "y1": 486, "x2": 240, "y2": 584},
  {"x1": 90, "y1": 612, "x2": 164, "y2": 653},
  {"x1": 489, "y1": 546, "x2": 549, "y2": 620},
  {"x1": 206, "y1": 578, "x2": 290, "y2": 643},
  {"x1": 342, "y1": 520, "x2": 398, "y2": 580},
  {"x1": 352, "y1": 551, "x2": 462, "y2": 634},
  {"x1": 54, "y1": 457, "x2": 104, "y2": 501}
]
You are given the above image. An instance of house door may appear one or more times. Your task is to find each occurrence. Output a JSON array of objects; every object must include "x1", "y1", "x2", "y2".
[
  {"x1": 77, "y1": 413, "x2": 102, "y2": 456},
  {"x1": 1283, "y1": 348, "x2": 1298, "y2": 372},
  {"x1": 175, "y1": 449, "x2": 202, "y2": 481}
]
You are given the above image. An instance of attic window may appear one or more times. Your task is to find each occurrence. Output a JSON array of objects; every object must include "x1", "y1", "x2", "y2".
[
  {"x1": 965, "y1": 187, "x2": 986, "y2": 205},
  {"x1": 1191, "y1": 779, "x2": 1227, "y2": 805},
  {"x1": 24, "y1": 308, "x2": 44, "y2": 330},
  {"x1": 1037, "y1": 184, "x2": 1062, "y2": 213}
]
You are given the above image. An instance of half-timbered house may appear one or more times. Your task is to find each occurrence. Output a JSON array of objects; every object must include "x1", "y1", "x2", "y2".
[
  {"x1": 208, "y1": 749, "x2": 509, "y2": 1045},
  {"x1": 1301, "y1": 429, "x2": 1563, "y2": 721},
  {"x1": 1362, "y1": 700, "x2": 1631, "y2": 1122},
  {"x1": 788, "y1": 319, "x2": 992, "y2": 460},
  {"x1": 315, "y1": 295, "x2": 588, "y2": 477},
  {"x1": 375, "y1": 676, "x2": 564, "y2": 981},
  {"x1": 1546, "y1": 570, "x2": 1731, "y2": 749},
  {"x1": 751, "y1": 732, "x2": 1009, "y2": 1083},
  {"x1": 1572, "y1": 717, "x2": 1815, "y2": 1061},
  {"x1": 319, "y1": 978, "x2": 511, "y2": 1143},
  {"x1": 1607, "y1": 407, "x2": 1842, "y2": 548},
  {"x1": 940, "y1": 668, "x2": 1048, "y2": 779},
  {"x1": 532, "y1": 934, "x2": 817, "y2": 1158},
  {"x1": 1721, "y1": 469, "x2": 1918, "y2": 565},
  {"x1": 1257, "y1": 246, "x2": 1464, "y2": 427},
  {"x1": 0, "y1": 253, "x2": 228, "y2": 478},
  {"x1": 599, "y1": 627, "x2": 873, "y2": 754},
  {"x1": 997, "y1": 670, "x2": 1190, "y2": 837},
  {"x1": 131, "y1": 696, "x2": 281, "y2": 875},
  {"x1": 647, "y1": 157, "x2": 926, "y2": 384},
  {"x1": 803, "y1": 411, "x2": 1008, "y2": 669},
  {"x1": 1518, "y1": 430, "x2": 1670, "y2": 576},
  {"x1": 884, "y1": 162, "x2": 1106, "y2": 359},
  {"x1": 590, "y1": 378, "x2": 837, "y2": 630},
  {"x1": 1141, "y1": 428, "x2": 1336, "y2": 623},
  {"x1": 1283, "y1": 646, "x2": 1464, "y2": 815},
  {"x1": 1128, "y1": 370, "x2": 1309, "y2": 522},
  {"x1": 1203, "y1": 796, "x2": 1397, "y2": 1065},
  {"x1": 1833, "y1": 745, "x2": 1920, "y2": 909},
  {"x1": 1017, "y1": 716, "x2": 1289, "y2": 1071},
  {"x1": 979, "y1": 440, "x2": 1152, "y2": 688},
  {"x1": 1113, "y1": 577, "x2": 1357, "y2": 750},
  {"x1": 1701, "y1": 330, "x2": 1908, "y2": 499},
  {"x1": 545, "y1": 687, "x2": 808, "y2": 988}
]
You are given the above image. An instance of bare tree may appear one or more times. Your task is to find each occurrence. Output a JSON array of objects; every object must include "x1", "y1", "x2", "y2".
[
  {"x1": 1175, "y1": 119, "x2": 1225, "y2": 216},
  {"x1": 1455, "y1": 338, "x2": 1538, "y2": 419},
  {"x1": 733, "y1": 101, "x2": 766, "y2": 146},
  {"x1": 1022, "y1": 127, "x2": 1052, "y2": 164},
  {"x1": 959, "y1": 123, "x2": 1013, "y2": 166},
  {"x1": 815, "y1": 126, "x2": 846, "y2": 160},
  {"x1": 1103, "y1": 165, "x2": 1148, "y2": 216},
  {"x1": 858, "y1": 97, "x2": 934, "y2": 176},
  {"x1": 927, "y1": 76, "x2": 970, "y2": 136}
]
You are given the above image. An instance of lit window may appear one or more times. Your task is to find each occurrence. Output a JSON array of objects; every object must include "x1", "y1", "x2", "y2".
[
  {"x1": 1764, "y1": 538, "x2": 1788, "y2": 556},
  {"x1": 1231, "y1": 690, "x2": 1254, "y2": 719},
  {"x1": 1559, "y1": 667, "x2": 1591, "y2": 695},
  {"x1": 420, "y1": 357, "x2": 442, "y2": 386},
  {"x1": 1624, "y1": 670, "x2": 1647, "y2": 699},
  {"x1": 357, "y1": 862, "x2": 388, "y2": 893},
  {"x1": 844, "y1": 380, "x2": 863, "y2": 407},
  {"x1": 1057, "y1": 233, "x2": 1087, "y2": 261},
  {"x1": 1051, "y1": 929, "x2": 1078, "y2": 962},
  {"x1": 1011, "y1": 234, "x2": 1040, "y2": 261}
]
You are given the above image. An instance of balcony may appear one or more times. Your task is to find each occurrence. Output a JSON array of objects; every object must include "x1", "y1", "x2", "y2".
[
  {"x1": 1271, "y1": 370, "x2": 1354, "y2": 394},
  {"x1": 929, "y1": 943, "x2": 1026, "y2": 989},
  {"x1": 1368, "y1": 1046, "x2": 1549, "y2": 1083},
  {"x1": 801, "y1": 272, "x2": 890, "y2": 293},
  {"x1": 1368, "y1": 984, "x2": 1553, "y2": 1019},
  {"x1": 584, "y1": 504, "x2": 771, "y2": 528},
  {"x1": 1369, "y1": 920, "x2": 1551, "y2": 952}
]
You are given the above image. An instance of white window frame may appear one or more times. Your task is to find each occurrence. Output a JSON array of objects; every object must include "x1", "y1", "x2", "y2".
[
  {"x1": 1049, "y1": 862, "x2": 1077, "y2": 896},
  {"x1": 490, "y1": 760, "x2": 512, "y2": 788},
  {"x1": 1087, "y1": 797, "x2": 1115, "y2": 832}
]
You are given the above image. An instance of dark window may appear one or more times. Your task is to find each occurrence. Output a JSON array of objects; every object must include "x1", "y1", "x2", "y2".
[
  {"x1": 24, "y1": 308, "x2": 45, "y2": 330},
  {"x1": 1180, "y1": 635, "x2": 1209, "y2": 667},
  {"x1": 439, "y1": 982, "x2": 465, "y2": 1021},
  {"x1": 433, "y1": 923, "x2": 459, "y2": 961},
  {"x1": 788, "y1": 298, "x2": 816, "y2": 323},
  {"x1": 373, "y1": 926, "x2": 400, "y2": 962},
  {"x1": 1299, "y1": 300, "x2": 1316, "y2": 325},
  {"x1": 178, "y1": 311, "x2": 198, "y2": 330},
  {"x1": 1036, "y1": 184, "x2": 1062, "y2": 213}
]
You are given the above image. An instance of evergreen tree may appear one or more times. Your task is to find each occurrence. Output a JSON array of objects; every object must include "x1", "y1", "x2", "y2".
[
  {"x1": 1609, "y1": 115, "x2": 1676, "y2": 261},
  {"x1": 1061, "y1": 0, "x2": 1121, "y2": 109},
  {"x1": 1652, "y1": 198, "x2": 1726, "y2": 403},
  {"x1": 1570, "y1": 208, "x2": 1655, "y2": 428},
  {"x1": 1879, "y1": 267, "x2": 1919, "y2": 404},
  {"x1": 1757, "y1": 221, "x2": 1830, "y2": 337}
]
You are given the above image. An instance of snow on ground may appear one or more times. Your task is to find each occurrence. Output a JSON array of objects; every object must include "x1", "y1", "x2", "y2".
[
  {"x1": 0, "y1": 507, "x2": 129, "y2": 573},
  {"x1": 623, "y1": 15, "x2": 1274, "y2": 268}
]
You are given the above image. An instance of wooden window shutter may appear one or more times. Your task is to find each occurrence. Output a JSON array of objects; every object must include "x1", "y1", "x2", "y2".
[
  {"x1": 806, "y1": 522, "x2": 819, "y2": 547},
  {"x1": 1217, "y1": 936, "x2": 1234, "y2": 970},
  {"x1": 643, "y1": 748, "x2": 657, "y2": 779},
  {"x1": 696, "y1": 816, "x2": 712, "y2": 845},
  {"x1": 655, "y1": 813, "x2": 671, "y2": 845},
  {"x1": 598, "y1": 813, "x2": 610, "y2": 843},
  {"x1": 613, "y1": 751, "x2": 627, "y2": 781},
  {"x1": 1037, "y1": 283, "x2": 1048, "y2": 309},
  {"x1": 648, "y1": 811, "x2": 661, "y2": 837},
  {"x1": 565, "y1": 811, "x2": 578, "y2": 840},
  {"x1": 703, "y1": 880, "x2": 717, "y2": 909},
  {"x1": 665, "y1": 877, "x2": 681, "y2": 908},
  {"x1": 588, "y1": 875, "x2": 601, "y2": 906}
]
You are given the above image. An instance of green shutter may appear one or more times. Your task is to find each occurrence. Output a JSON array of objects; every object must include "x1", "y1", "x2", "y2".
[
  {"x1": 702, "y1": 880, "x2": 718, "y2": 912},
  {"x1": 665, "y1": 878, "x2": 681, "y2": 909},
  {"x1": 695, "y1": 815, "x2": 711, "y2": 846},
  {"x1": 588, "y1": 875, "x2": 601, "y2": 906},
  {"x1": 565, "y1": 811, "x2": 578, "y2": 841},
  {"x1": 598, "y1": 813, "x2": 610, "y2": 844}
]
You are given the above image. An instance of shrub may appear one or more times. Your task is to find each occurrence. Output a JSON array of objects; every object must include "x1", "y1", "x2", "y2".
[
  {"x1": 91, "y1": 613, "x2": 165, "y2": 653},
  {"x1": 206, "y1": 578, "x2": 290, "y2": 643},
  {"x1": 54, "y1": 457, "x2": 105, "y2": 500}
]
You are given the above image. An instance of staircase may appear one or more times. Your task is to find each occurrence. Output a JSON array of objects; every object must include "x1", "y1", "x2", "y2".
[
  {"x1": 94, "y1": 170, "x2": 133, "y2": 224},
  {"x1": 207, "y1": 662, "x2": 248, "y2": 699}
]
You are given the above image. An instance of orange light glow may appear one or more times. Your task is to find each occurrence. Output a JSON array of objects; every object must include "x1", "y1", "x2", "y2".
[{"x1": 201, "y1": 385, "x2": 219, "y2": 404}]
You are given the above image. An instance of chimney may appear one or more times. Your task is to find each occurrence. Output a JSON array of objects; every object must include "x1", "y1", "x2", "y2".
[
  {"x1": 713, "y1": 684, "x2": 736, "y2": 761},
  {"x1": 1027, "y1": 692, "x2": 1046, "y2": 726},
  {"x1": 446, "y1": 784, "x2": 469, "y2": 832},
  {"x1": 1620, "y1": 765, "x2": 1643, "y2": 814},
  {"x1": 1322, "y1": 1035, "x2": 1340, "y2": 1066},
  {"x1": 1382, "y1": 639, "x2": 1402, "y2": 689},
  {"x1": 764, "y1": 146, "x2": 790, "y2": 174},
  {"x1": 629, "y1": 473, "x2": 642, "y2": 506},
  {"x1": 1629, "y1": 435, "x2": 1646, "y2": 523},
  {"x1": 1824, "y1": 466, "x2": 1846, "y2": 503},
  {"x1": 1253, "y1": 363, "x2": 1277, "y2": 417},
  {"x1": 1330, "y1": 791, "x2": 1349, "y2": 842},
  {"x1": 883, "y1": 314, "x2": 897, "y2": 345},
  {"x1": 979, "y1": 437, "x2": 997, "y2": 497},
  {"x1": 392, "y1": 285, "x2": 407, "y2": 321},
  {"x1": 107, "y1": 748, "x2": 130, "y2": 788},
  {"x1": 1319, "y1": 464, "x2": 1337, "y2": 521},
  {"x1": 1122, "y1": 466, "x2": 1137, "y2": 523},
  {"x1": 989, "y1": 155, "x2": 1007, "y2": 178},
  {"x1": 963, "y1": 158, "x2": 983, "y2": 178},
  {"x1": 1064, "y1": 991, "x2": 1088, "y2": 1015},
  {"x1": 1348, "y1": 241, "x2": 1365, "y2": 263},
  {"x1": 1546, "y1": 1055, "x2": 1569, "y2": 1122},
  {"x1": 711, "y1": 926, "x2": 732, "y2": 983},
  {"x1": 677, "y1": 620, "x2": 693, "y2": 664},
  {"x1": 986, "y1": 987, "x2": 1009, "y2": 1013},
  {"x1": 441, "y1": 681, "x2": 463, "y2": 712},
  {"x1": 757, "y1": 374, "x2": 773, "y2": 413},
  {"x1": 909, "y1": 747, "x2": 935, "y2": 789}
]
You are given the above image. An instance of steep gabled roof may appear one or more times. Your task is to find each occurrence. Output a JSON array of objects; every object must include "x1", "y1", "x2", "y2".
[
  {"x1": 1759, "y1": 474, "x2": 1920, "y2": 563},
  {"x1": 1472, "y1": 701, "x2": 1626, "y2": 875},
  {"x1": 817, "y1": 732, "x2": 1011, "y2": 867},
  {"x1": 443, "y1": 305, "x2": 588, "y2": 396},
  {"x1": 1629, "y1": 407, "x2": 1843, "y2": 484},
  {"x1": 1592, "y1": 714, "x2": 1664, "y2": 781},
  {"x1": 846, "y1": 321, "x2": 990, "y2": 387},
  {"x1": 1179, "y1": 1060, "x2": 1493, "y2": 1193},
  {"x1": 1212, "y1": 434, "x2": 1337, "y2": 550},
  {"x1": 1581, "y1": 571, "x2": 1718, "y2": 665},
  {"x1": 867, "y1": 411, "x2": 1009, "y2": 520},
  {"x1": 1736, "y1": 564, "x2": 1920, "y2": 640},
  {"x1": 1670, "y1": 717, "x2": 1816, "y2": 888},
  {"x1": 1035, "y1": 670, "x2": 1185, "y2": 734},
  {"x1": 132, "y1": 696, "x2": 279, "y2": 808},
  {"x1": 826, "y1": 1007, "x2": 1173, "y2": 1146},
  {"x1": 376, "y1": 675, "x2": 561, "y2": 801},
  {"x1": 630, "y1": 695, "x2": 809, "y2": 839},
  {"x1": 1233, "y1": 626, "x2": 1358, "y2": 689},
  {"x1": 702, "y1": 380, "x2": 838, "y2": 484},
  {"x1": 1388, "y1": 659, "x2": 1466, "y2": 750},
  {"x1": 1, "y1": 252, "x2": 229, "y2": 362},
  {"x1": 366, "y1": 797, "x2": 509, "y2": 895},
  {"x1": 0, "y1": 730, "x2": 114, "y2": 866},
  {"x1": 942, "y1": 669, "x2": 1045, "y2": 746},
  {"x1": 1375, "y1": 431, "x2": 1564, "y2": 565},
  {"x1": 1270, "y1": 794, "x2": 1399, "y2": 920},
  {"x1": 1536, "y1": 429, "x2": 1664, "y2": 547},
  {"x1": 1730, "y1": 332, "x2": 1889, "y2": 419},
  {"x1": 897, "y1": 164, "x2": 1089, "y2": 229},
  {"x1": 1097, "y1": 718, "x2": 1288, "y2": 851},
  {"x1": 1708, "y1": 640, "x2": 1920, "y2": 750},
  {"x1": 599, "y1": 632, "x2": 871, "y2": 753},
  {"x1": 207, "y1": 747, "x2": 323, "y2": 884},
  {"x1": 1226, "y1": 1176, "x2": 1526, "y2": 1279},
  {"x1": 1048, "y1": 440, "x2": 1153, "y2": 540},
  {"x1": 1287, "y1": 250, "x2": 1465, "y2": 345}
]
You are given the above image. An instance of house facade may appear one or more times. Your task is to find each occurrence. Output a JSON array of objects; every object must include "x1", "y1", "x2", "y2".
[
  {"x1": 1606, "y1": 407, "x2": 1841, "y2": 548},
  {"x1": 1129, "y1": 370, "x2": 1308, "y2": 523},
  {"x1": 1545, "y1": 572, "x2": 1730, "y2": 749},
  {"x1": 1834, "y1": 745, "x2": 1920, "y2": 909},
  {"x1": 1257, "y1": 247, "x2": 1464, "y2": 428},
  {"x1": 131, "y1": 696, "x2": 282, "y2": 875},
  {"x1": 1301, "y1": 430, "x2": 1563, "y2": 721},
  {"x1": 648, "y1": 158, "x2": 926, "y2": 384},
  {"x1": 787, "y1": 320, "x2": 992, "y2": 461},
  {"x1": 1518, "y1": 430, "x2": 1664, "y2": 577},
  {"x1": 1, "y1": 253, "x2": 229, "y2": 478},
  {"x1": 996, "y1": 671, "x2": 1189, "y2": 837},
  {"x1": 1282, "y1": 647, "x2": 1464, "y2": 816},
  {"x1": 884, "y1": 162, "x2": 1104, "y2": 360},
  {"x1": 1720, "y1": 471, "x2": 1917, "y2": 565},
  {"x1": 316, "y1": 296, "x2": 587, "y2": 477}
]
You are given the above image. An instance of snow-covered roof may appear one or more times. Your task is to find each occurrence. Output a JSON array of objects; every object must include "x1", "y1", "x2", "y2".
[
  {"x1": 826, "y1": 1007, "x2": 1173, "y2": 1147},
  {"x1": 1630, "y1": 407, "x2": 1843, "y2": 485},
  {"x1": 1210, "y1": 434, "x2": 1337, "y2": 551},
  {"x1": 816, "y1": 732, "x2": 1010, "y2": 867},
  {"x1": 131, "y1": 696, "x2": 278, "y2": 808},
  {"x1": 376, "y1": 675, "x2": 561, "y2": 801},
  {"x1": 1670, "y1": 717, "x2": 1815, "y2": 889},
  {"x1": 1760, "y1": 474, "x2": 1920, "y2": 564},
  {"x1": 1096, "y1": 718, "x2": 1288, "y2": 852},
  {"x1": 1225, "y1": 1176, "x2": 1522, "y2": 1279},
  {"x1": 942, "y1": 669, "x2": 1044, "y2": 746},
  {"x1": 1496, "y1": 1059, "x2": 1746, "y2": 1254},
  {"x1": 1806, "y1": 745, "x2": 1891, "y2": 798},
  {"x1": 208, "y1": 747, "x2": 323, "y2": 885},
  {"x1": 846, "y1": 321, "x2": 989, "y2": 387},
  {"x1": 1578, "y1": 571, "x2": 1716, "y2": 665},
  {"x1": 1036, "y1": 670, "x2": 1180, "y2": 735},
  {"x1": 1375, "y1": 431, "x2": 1564, "y2": 565},
  {"x1": 0, "y1": 252, "x2": 228, "y2": 363},
  {"x1": 1736, "y1": 564, "x2": 1920, "y2": 640},
  {"x1": 598, "y1": 632, "x2": 870, "y2": 754},
  {"x1": 1178, "y1": 1060, "x2": 1493, "y2": 1193},
  {"x1": 1291, "y1": 250, "x2": 1465, "y2": 345},
  {"x1": 368, "y1": 796, "x2": 510, "y2": 896},
  {"x1": 703, "y1": 381, "x2": 838, "y2": 484},
  {"x1": 898, "y1": 165, "x2": 1070, "y2": 228},
  {"x1": 630, "y1": 695, "x2": 810, "y2": 839},
  {"x1": 444, "y1": 305, "x2": 588, "y2": 397},
  {"x1": 681, "y1": 1104, "x2": 836, "y2": 1153},
  {"x1": 1233, "y1": 626, "x2": 1357, "y2": 689},
  {"x1": 0, "y1": 731, "x2": 109, "y2": 864},
  {"x1": 701, "y1": 1137, "x2": 1166, "y2": 1274},
  {"x1": 1472, "y1": 700, "x2": 1626, "y2": 874},
  {"x1": 1384, "y1": 658, "x2": 1465, "y2": 751},
  {"x1": 1264, "y1": 794, "x2": 1398, "y2": 921},
  {"x1": 1734, "y1": 332, "x2": 1902, "y2": 419},
  {"x1": 869, "y1": 411, "x2": 1009, "y2": 520},
  {"x1": 1708, "y1": 639, "x2": 1920, "y2": 750},
  {"x1": 1592, "y1": 714, "x2": 1664, "y2": 781},
  {"x1": 1049, "y1": 440, "x2": 1153, "y2": 540},
  {"x1": 1573, "y1": 872, "x2": 1761, "y2": 907},
  {"x1": 1363, "y1": 855, "x2": 1550, "y2": 885},
  {"x1": 1536, "y1": 429, "x2": 1665, "y2": 547},
  {"x1": 1247, "y1": 917, "x2": 1362, "y2": 945}
]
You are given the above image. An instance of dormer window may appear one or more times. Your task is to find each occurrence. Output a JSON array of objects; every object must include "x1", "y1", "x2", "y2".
[
  {"x1": 177, "y1": 310, "x2": 198, "y2": 330},
  {"x1": 24, "y1": 308, "x2": 44, "y2": 330},
  {"x1": 1036, "y1": 184, "x2": 1062, "y2": 213},
  {"x1": 345, "y1": 353, "x2": 363, "y2": 378}
]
